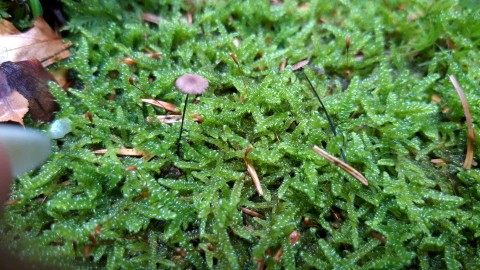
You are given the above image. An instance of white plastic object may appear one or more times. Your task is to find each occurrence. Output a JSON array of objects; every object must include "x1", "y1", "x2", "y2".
[
  {"x1": 0, "y1": 126, "x2": 51, "y2": 176},
  {"x1": 48, "y1": 118, "x2": 72, "y2": 139}
]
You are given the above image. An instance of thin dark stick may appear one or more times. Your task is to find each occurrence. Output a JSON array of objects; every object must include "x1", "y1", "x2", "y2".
[
  {"x1": 177, "y1": 94, "x2": 189, "y2": 156},
  {"x1": 302, "y1": 71, "x2": 348, "y2": 163}
]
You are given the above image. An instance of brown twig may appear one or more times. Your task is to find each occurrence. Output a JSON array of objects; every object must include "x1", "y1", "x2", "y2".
[
  {"x1": 311, "y1": 145, "x2": 368, "y2": 186},
  {"x1": 449, "y1": 75, "x2": 475, "y2": 169}
]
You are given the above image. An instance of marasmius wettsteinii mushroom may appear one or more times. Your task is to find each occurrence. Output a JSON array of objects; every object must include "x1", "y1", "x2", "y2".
[{"x1": 174, "y1": 74, "x2": 209, "y2": 156}]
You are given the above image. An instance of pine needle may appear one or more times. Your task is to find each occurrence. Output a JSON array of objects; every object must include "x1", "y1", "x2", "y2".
[
  {"x1": 449, "y1": 75, "x2": 475, "y2": 169},
  {"x1": 312, "y1": 145, "x2": 368, "y2": 186}
]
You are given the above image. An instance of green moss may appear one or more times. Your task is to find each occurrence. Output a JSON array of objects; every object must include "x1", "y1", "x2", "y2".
[{"x1": 1, "y1": 0, "x2": 479, "y2": 269}]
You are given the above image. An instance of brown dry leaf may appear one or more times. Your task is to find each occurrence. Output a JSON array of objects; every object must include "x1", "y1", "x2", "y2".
[
  {"x1": 141, "y1": 98, "x2": 180, "y2": 113},
  {"x1": 449, "y1": 75, "x2": 475, "y2": 169},
  {"x1": 0, "y1": 17, "x2": 71, "y2": 66},
  {"x1": 49, "y1": 67, "x2": 70, "y2": 89},
  {"x1": 0, "y1": 61, "x2": 33, "y2": 126},
  {"x1": 1, "y1": 59, "x2": 59, "y2": 122},
  {"x1": 0, "y1": 19, "x2": 20, "y2": 35},
  {"x1": 0, "y1": 90, "x2": 29, "y2": 125},
  {"x1": 312, "y1": 145, "x2": 369, "y2": 186}
]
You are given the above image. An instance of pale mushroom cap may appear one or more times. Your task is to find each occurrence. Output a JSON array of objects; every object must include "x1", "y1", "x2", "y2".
[
  {"x1": 175, "y1": 74, "x2": 209, "y2": 95},
  {"x1": 0, "y1": 126, "x2": 51, "y2": 176},
  {"x1": 292, "y1": 60, "x2": 309, "y2": 71}
]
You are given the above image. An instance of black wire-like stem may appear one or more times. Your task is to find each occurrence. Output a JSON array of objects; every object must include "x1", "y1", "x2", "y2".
[
  {"x1": 302, "y1": 70, "x2": 348, "y2": 163},
  {"x1": 177, "y1": 94, "x2": 189, "y2": 156}
]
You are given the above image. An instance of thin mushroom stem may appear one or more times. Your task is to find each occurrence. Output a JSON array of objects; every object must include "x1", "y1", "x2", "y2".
[
  {"x1": 177, "y1": 94, "x2": 189, "y2": 156},
  {"x1": 302, "y1": 70, "x2": 348, "y2": 163}
]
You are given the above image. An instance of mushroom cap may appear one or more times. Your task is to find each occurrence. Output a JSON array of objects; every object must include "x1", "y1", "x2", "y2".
[
  {"x1": 0, "y1": 126, "x2": 51, "y2": 176},
  {"x1": 175, "y1": 74, "x2": 209, "y2": 95},
  {"x1": 292, "y1": 60, "x2": 309, "y2": 71}
]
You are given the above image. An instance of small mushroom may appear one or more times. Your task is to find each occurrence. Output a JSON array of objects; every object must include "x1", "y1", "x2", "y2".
[
  {"x1": 175, "y1": 74, "x2": 209, "y2": 95},
  {"x1": 174, "y1": 74, "x2": 209, "y2": 156},
  {"x1": 291, "y1": 59, "x2": 309, "y2": 71}
]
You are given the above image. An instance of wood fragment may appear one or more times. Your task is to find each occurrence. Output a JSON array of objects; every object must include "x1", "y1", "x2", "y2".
[
  {"x1": 3, "y1": 198, "x2": 20, "y2": 206},
  {"x1": 125, "y1": 166, "x2": 138, "y2": 171},
  {"x1": 93, "y1": 148, "x2": 148, "y2": 157},
  {"x1": 312, "y1": 145, "x2": 369, "y2": 186},
  {"x1": 430, "y1": 158, "x2": 448, "y2": 164},
  {"x1": 289, "y1": 230, "x2": 301, "y2": 245},
  {"x1": 122, "y1": 57, "x2": 136, "y2": 65},
  {"x1": 232, "y1": 38, "x2": 240, "y2": 48},
  {"x1": 273, "y1": 247, "x2": 283, "y2": 262},
  {"x1": 84, "y1": 245, "x2": 91, "y2": 257},
  {"x1": 371, "y1": 232, "x2": 387, "y2": 244},
  {"x1": 145, "y1": 52, "x2": 162, "y2": 59},
  {"x1": 241, "y1": 207, "x2": 266, "y2": 219},
  {"x1": 279, "y1": 59, "x2": 287, "y2": 71},
  {"x1": 229, "y1": 52, "x2": 239, "y2": 65},
  {"x1": 431, "y1": 94, "x2": 442, "y2": 103},
  {"x1": 186, "y1": 12, "x2": 193, "y2": 25},
  {"x1": 244, "y1": 145, "x2": 264, "y2": 196},
  {"x1": 147, "y1": 114, "x2": 206, "y2": 124},
  {"x1": 94, "y1": 224, "x2": 103, "y2": 236},
  {"x1": 191, "y1": 114, "x2": 204, "y2": 123},
  {"x1": 147, "y1": 115, "x2": 181, "y2": 124},
  {"x1": 449, "y1": 75, "x2": 475, "y2": 169},
  {"x1": 142, "y1": 13, "x2": 162, "y2": 24}
]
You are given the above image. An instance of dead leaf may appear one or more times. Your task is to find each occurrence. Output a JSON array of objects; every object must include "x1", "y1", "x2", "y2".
[
  {"x1": 0, "y1": 19, "x2": 20, "y2": 35},
  {"x1": 49, "y1": 68, "x2": 70, "y2": 89},
  {"x1": 0, "y1": 90, "x2": 29, "y2": 125},
  {"x1": 0, "y1": 17, "x2": 71, "y2": 66},
  {"x1": 0, "y1": 59, "x2": 59, "y2": 122}
]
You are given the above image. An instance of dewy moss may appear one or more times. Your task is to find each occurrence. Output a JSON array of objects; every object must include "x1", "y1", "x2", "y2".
[{"x1": 1, "y1": 0, "x2": 479, "y2": 269}]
